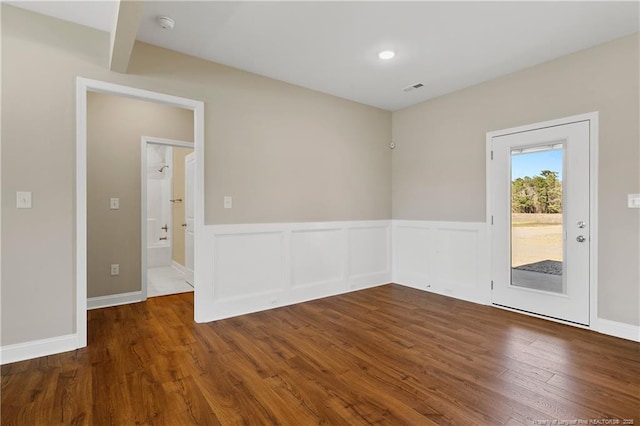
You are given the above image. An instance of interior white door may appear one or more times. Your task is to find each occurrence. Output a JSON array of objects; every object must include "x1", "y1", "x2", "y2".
[
  {"x1": 184, "y1": 152, "x2": 195, "y2": 285},
  {"x1": 491, "y1": 120, "x2": 590, "y2": 325}
]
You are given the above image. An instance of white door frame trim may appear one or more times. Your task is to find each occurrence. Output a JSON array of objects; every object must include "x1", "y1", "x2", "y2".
[
  {"x1": 76, "y1": 77, "x2": 205, "y2": 348},
  {"x1": 486, "y1": 112, "x2": 599, "y2": 330},
  {"x1": 141, "y1": 136, "x2": 194, "y2": 301}
]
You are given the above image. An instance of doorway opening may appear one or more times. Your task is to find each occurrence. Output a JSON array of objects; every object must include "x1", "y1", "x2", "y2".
[
  {"x1": 142, "y1": 138, "x2": 194, "y2": 299},
  {"x1": 76, "y1": 78, "x2": 204, "y2": 348}
]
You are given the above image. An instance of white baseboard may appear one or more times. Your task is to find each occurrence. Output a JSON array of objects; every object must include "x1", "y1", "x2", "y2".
[
  {"x1": 2, "y1": 290, "x2": 144, "y2": 364},
  {"x1": 87, "y1": 291, "x2": 144, "y2": 310},
  {"x1": 0, "y1": 334, "x2": 78, "y2": 365},
  {"x1": 597, "y1": 318, "x2": 640, "y2": 342}
]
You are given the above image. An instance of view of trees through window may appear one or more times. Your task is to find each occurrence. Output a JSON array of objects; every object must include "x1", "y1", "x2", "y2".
[{"x1": 511, "y1": 170, "x2": 562, "y2": 213}]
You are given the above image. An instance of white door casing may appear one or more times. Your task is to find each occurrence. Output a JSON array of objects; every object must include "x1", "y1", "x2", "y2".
[
  {"x1": 489, "y1": 117, "x2": 595, "y2": 326},
  {"x1": 77, "y1": 77, "x2": 204, "y2": 347},
  {"x1": 184, "y1": 152, "x2": 195, "y2": 285}
]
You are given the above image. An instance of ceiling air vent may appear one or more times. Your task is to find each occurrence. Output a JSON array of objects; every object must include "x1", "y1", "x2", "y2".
[{"x1": 402, "y1": 83, "x2": 424, "y2": 92}]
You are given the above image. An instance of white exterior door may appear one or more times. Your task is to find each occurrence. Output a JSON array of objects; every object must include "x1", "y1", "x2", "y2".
[
  {"x1": 490, "y1": 120, "x2": 591, "y2": 325},
  {"x1": 184, "y1": 153, "x2": 195, "y2": 285}
]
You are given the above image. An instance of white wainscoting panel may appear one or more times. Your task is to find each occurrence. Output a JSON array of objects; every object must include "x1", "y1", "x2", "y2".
[
  {"x1": 214, "y1": 232, "x2": 285, "y2": 300},
  {"x1": 348, "y1": 226, "x2": 391, "y2": 289},
  {"x1": 434, "y1": 228, "x2": 480, "y2": 291},
  {"x1": 394, "y1": 225, "x2": 431, "y2": 285},
  {"x1": 393, "y1": 220, "x2": 490, "y2": 304},
  {"x1": 196, "y1": 220, "x2": 392, "y2": 323},
  {"x1": 291, "y1": 229, "x2": 343, "y2": 288}
]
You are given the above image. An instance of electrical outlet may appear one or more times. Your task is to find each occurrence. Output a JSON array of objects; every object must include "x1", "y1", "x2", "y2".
[
  {"x1": 224, "y1": 196, "x2": 232, "y2": 209},
  {"x1": 110, "y1": 264, "x2": 119, "y2": 276},
  {"x1": 110, "y1": 198, "x2": 119, "y2": 210}
]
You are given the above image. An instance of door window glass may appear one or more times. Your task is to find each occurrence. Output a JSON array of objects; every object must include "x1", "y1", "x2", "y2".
[{"x1": 510, "y1": 144, "x2": 565, "y2": 294}]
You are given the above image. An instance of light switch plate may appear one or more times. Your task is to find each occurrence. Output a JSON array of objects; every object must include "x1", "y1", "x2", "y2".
[
  {"x1": 628, "y1": 194, "x2": 640, "y2": 208},
  {"x1": 16, "y1": 191, "x2": 32, "y2": 209},
  {"x1": 110, "y1": 197, "x2": 120, "y2": 210},
  {"x1": 224, "y1": 196, "x2": 232, "y2": 209}
]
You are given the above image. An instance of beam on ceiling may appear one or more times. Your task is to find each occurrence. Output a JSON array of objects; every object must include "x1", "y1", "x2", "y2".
[{"x1": 109, "y1": 0, "x2": 145, "y2": 73}]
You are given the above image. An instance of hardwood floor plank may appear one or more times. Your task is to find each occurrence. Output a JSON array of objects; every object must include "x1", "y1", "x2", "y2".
[
  {"x1": 2, "y1": 285, "x2": 638, "y2": 425},
  {"x1": 53, "y1": 368, "x2": 92, "y2": 425},
  {"x1": 499, "y1": 369, "x2": 609, "y2": 419},
  {"x1": 159, "y1": 376, "x2": 222, "y2": 425},
  {"x1": 545, "y1": 373, "x2": 640, "y2": 419},
  {"x1": 266, "y1": 370, "x2": 360, "y2": 425}
]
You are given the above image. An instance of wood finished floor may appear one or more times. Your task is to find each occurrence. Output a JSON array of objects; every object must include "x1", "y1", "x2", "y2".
[{"x1": 2, "y1": 284, "x2": 639, "y2": 425}]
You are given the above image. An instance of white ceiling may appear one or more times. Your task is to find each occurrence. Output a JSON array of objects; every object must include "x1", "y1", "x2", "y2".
[{"x1": 9, "y1": 1, "x2": 640, "y2": 111}]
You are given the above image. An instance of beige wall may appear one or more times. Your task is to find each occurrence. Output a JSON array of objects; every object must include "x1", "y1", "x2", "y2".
[
  {"x1": 172, "y1": 147, "x2": 193, "y2": 267},
  {"x1": 125, "y1": 48, "x2": 393, "y2": 225},
  {"x1": 392, "y1": 34, "x2": 640, "y2": 325},
  {"x1": 87, "y1": 93, "x2": 193, "y2": 298},
  {"x1": 1, "y1": 6, "x2": 391, "y2": 345}
]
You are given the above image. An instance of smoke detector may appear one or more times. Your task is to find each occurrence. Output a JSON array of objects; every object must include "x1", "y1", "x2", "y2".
[{"x1": 157, "y1": 16, "x2": 175, "y2": 30}]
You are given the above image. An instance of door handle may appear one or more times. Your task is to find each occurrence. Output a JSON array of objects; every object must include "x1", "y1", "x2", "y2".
[
  {"x1": 181, "y1": 223, "x2": 187, "y2": 227},
  {"x1": 161, "y1": 224, "x2": 168, "y2": 231},
  {"x1": 576, "y1": 235, "x2": 586, "y2": 243}
]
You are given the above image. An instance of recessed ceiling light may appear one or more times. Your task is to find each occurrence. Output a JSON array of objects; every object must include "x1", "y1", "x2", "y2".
[{"x1": 378, "y1": 50, "x2": 395, "y2": 60}]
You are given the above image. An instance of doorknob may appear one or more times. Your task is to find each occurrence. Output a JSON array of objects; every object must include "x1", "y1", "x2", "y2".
[
  {"x1": 577, "y1": 221, "x2": 586, "y2": 228},
  {"x1": 576, "y1": 235, "x2": 586, "y2": 243}
]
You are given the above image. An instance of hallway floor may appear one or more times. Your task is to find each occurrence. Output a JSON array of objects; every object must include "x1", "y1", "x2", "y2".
[{"x1": 147, "y1": 265, "x2": 193, "y2": 298}]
